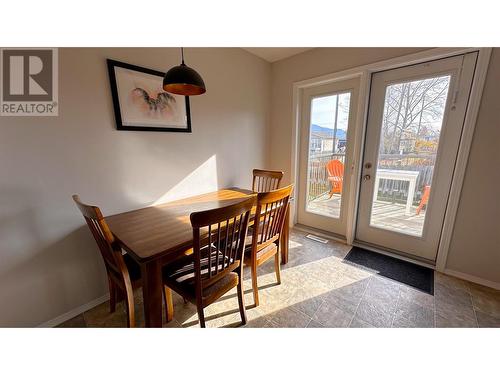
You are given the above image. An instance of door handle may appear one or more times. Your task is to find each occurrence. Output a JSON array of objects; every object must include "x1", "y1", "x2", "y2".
[{"x1": 363, "y1": 174, "x2": 371, "y2": 181}]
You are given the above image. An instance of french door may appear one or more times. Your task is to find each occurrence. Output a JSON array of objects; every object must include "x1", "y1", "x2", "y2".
[
  {"x1": 356, "y1": 53, "x2": 478, "y2": 261},
  {"x1": 297, "y1": 78, "x2": 360, "y2": 236}
]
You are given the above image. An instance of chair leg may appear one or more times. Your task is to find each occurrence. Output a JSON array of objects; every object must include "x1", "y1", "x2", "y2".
[
  {"x1": 251, "y1": 262, "x2": 259, "y2": 307},
  {"x1": 163, "y1": 285, "x2": 174, "y2": 323},
  {"x1": 236, "y1": 278, "x2": 247, "y2": 326},
  {"x1": 108, "y1": 277, "x2": 116, "y2": 313},
  {"x1": 328, "y1": 187, "x2": 335, "y2": 199},
  {"x1": 125, "y1": 289, "x2": 135, "y2": 328},
  {"x1": 197, "y1": 305, "x2": 206, "y2": 328},
  {"x1": 274, "y1": 251, "x2": 281, "y2": 284}
]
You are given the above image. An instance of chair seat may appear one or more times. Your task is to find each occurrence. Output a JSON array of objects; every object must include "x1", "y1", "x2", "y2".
[
  {"x1": 163, "y1": 250, "x2": 238, "y2": 299},
  {"x1": 244, "y1": 238, "x2": 277, "y2": 263},
  {"x1": 123, "y1": 253, "x2": 142, "y2": 282}
]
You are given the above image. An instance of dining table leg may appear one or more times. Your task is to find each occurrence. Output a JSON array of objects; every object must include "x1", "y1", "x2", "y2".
[
  {"x1": 280, "y1": 202, "x2": 290, "y2": 264},
  {"x1": 141, "y1": 259, "x2": 163, "y2": 328}
]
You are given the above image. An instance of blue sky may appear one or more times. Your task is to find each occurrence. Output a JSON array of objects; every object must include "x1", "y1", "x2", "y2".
[{"x1": 310, "y1": 92, "x2": 351, "y2": 130}]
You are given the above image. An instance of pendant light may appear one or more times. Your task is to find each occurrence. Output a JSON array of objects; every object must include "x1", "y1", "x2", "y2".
[{"x1": 163, "y1": 48, "x2": 206, "y2": 96}]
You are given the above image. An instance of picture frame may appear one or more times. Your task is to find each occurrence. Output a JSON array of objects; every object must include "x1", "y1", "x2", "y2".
[{"x1": 107, "y1": 59, "x2": 191, "y2": 132}]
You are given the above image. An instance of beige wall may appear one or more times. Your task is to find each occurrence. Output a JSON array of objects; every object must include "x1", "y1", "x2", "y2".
[
  {"x1": 269, "y1": 47, "x2": 499, "y2": 285},
  {"x1": 445, "y1": 48, "x2": 500, "y2": 283},
  {"x1": 0, "y1": 47, "x2": 271, "y2": 326}
]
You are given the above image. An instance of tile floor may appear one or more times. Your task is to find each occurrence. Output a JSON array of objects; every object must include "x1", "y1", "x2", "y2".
[{"x1": 58, "y1": 228, "x2": 500, "y2": 328}]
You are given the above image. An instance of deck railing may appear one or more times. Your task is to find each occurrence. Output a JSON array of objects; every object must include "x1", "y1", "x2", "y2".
[
  {"x1": 376, "y1": 154, "x2": 435, "y2": 205},
  {"x1": 306, "y1": 152, "x2": 435, "y2": 205}
]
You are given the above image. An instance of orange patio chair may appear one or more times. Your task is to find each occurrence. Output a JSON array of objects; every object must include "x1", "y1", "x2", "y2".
[
  {"x1": 416, "y1": 185, "x2": 431, "y2": 215},
  {"x1": 326, "y1": 159, "x2": 344, "y2": 199}
]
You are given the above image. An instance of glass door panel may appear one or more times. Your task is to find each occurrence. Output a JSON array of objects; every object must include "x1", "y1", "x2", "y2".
[
  {"x1": 369, "y1": 75, "x2": 451, "y2": 237},
  {"x1": 306, "y1": 92, "x2": 351, "y2": 219},
  {"x1": 356, "y1": 53, "x2": 477, "y2": 261}
]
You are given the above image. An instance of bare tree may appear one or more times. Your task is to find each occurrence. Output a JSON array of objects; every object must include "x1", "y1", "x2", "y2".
[{"x1": 380, "y1": 76, "x2": 450, "y2": 154}]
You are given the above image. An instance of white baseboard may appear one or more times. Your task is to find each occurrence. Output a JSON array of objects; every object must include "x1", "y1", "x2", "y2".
[
  {"x1": 38, "y1": 293, "x2": 110, "y2": 328},
  {"x1": 443, "y1": 269, "x2": 500, "y2": 290}
]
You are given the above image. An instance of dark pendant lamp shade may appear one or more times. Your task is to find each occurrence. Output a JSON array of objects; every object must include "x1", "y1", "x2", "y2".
[{"x1": 163, "y1": 48, "x2": 206, "y2": 96}]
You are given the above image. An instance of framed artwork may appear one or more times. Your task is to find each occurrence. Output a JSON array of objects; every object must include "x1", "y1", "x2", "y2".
[{"x1": 107, "y1": 59, "x2": 191, "y2": 132}]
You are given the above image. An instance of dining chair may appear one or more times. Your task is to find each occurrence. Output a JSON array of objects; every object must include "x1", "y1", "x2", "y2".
[
  {"x1": 72, "y1": 195, "x2": 143, "y2": 328},
  {"x1": 244, "y1": 185, "x2": 293, "y2": 306},
  {"x1": 162, "y1": 196, "x2": 256, "y2": 328},
  {"x1": 252, "y1": 169, "x2": 284, "y2": 192}
]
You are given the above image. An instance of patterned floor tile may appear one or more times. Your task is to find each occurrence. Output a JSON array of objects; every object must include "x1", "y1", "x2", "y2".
[
  {"x1": 267, "y1": 307, "x2": 311, "y2": 328},
  {"x1": 354, "y1": 297, "x2": 397, "y2": 328},
  {"x1": 322, "y1": 277, "x2": 369, "y2": 314},
  {"x1": 393, "y1": 298, "x2": 434, "y2": 328},
  {"x1": 56, "y1": 314, "x2": 87, "y2": 328},
  {"x1": 349, "y1": 316, "x2": 374, "y2": 328},
  {"x1": 306, "y1": 319, "x2": 325, "y2": 328},
  {"x1": 312, "y1": 301, "x2": 353, "y2": 328},
  {"x1": 56, "y1": 228, "x2": 499, "y2": 329},
  {"x1": 475, "y1": 311, "x2": 500, "y2": 328}
]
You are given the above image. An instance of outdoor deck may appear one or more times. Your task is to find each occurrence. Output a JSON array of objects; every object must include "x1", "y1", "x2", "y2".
[{"x1": 307, "y1": 194, "x2": 425, "y2": 236}]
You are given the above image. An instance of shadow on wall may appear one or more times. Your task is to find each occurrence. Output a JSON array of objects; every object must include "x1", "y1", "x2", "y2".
[{"x1": 0, "y1": 222, "x2": 106, "y2": 327}]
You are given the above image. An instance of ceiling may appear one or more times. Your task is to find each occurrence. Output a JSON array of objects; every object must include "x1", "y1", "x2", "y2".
[{"x1": 242, "y1": 48, "x2": 313, "y2": 63}]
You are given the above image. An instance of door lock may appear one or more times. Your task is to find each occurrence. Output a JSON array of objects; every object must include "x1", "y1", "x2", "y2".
[
  {"x1": 363, "y1": 174, "x2": 371, "y2": 181},
  {"x1": 364, "y1": 162, "x2": 372, "y2": 169}
]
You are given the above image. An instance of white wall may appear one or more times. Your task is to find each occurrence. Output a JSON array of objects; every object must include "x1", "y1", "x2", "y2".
[{"x1": 0, "y1": 47, "x2": 271, "y2": 326}]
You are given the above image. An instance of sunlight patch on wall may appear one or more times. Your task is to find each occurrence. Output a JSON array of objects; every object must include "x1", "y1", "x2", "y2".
[{"x1": 153, "y1": 155, "x2": 218, "y2": 205}]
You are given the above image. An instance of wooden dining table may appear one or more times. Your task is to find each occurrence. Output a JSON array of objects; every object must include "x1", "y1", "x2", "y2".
[{"x1": 105, "y1": 187, "x2": 290, "y2": 327}]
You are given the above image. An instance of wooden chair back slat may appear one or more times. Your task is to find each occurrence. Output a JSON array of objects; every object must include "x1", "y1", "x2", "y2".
[
  {"x1": 252, "y1": 185, "x2": 293, "y2": 251},
  {"x1": 210, "y1": 224, "x2": 214, "y2": 278},
  {"x1": 190, "y1": 196, "x2": 256, "y2": 294},
  {"x1": 215, "y1": 222, "x2": 221, "y2": 274},
  {"x1": 252, "y1": 169, "x2": 284, "y2": 193},
  {"x1": 222, "y1": 219, "x2": 230, "y2": 269}
]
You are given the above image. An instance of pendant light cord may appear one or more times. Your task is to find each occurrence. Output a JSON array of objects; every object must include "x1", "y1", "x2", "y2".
[{"x1": 181, "y1": 47, "x2": 185, "y2": 65}]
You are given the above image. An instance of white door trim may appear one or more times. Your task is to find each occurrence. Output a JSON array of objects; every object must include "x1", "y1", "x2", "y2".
[{"x1": 290, "y1": 47, "x2": 492, "y2": 271}]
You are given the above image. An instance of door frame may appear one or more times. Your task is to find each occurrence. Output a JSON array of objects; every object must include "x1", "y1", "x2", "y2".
[{"x1": 290, "y1": 47, "x2": 492, "y2": 271}]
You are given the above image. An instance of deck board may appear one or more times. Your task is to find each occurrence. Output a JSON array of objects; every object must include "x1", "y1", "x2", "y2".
[{"x1": 306, "y1": 194, "x2": 425, "y2": 236}]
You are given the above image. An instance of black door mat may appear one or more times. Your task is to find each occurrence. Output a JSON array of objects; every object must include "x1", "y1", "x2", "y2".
[{"x1": 343, "y1": 247, "x2": 434, "y2": 294}]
